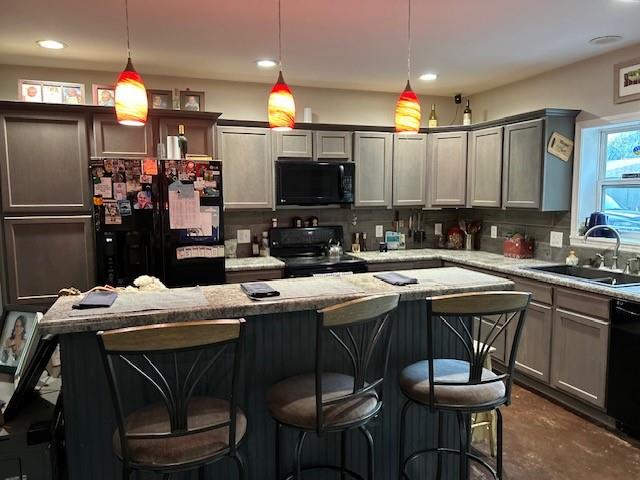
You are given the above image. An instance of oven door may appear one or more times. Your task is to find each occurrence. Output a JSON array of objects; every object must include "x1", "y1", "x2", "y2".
[{"x1": 276, "y1": 160, "x2": 354, "y2": 206}]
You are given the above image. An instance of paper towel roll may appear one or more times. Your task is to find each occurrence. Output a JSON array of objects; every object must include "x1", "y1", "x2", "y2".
[
  {"x1": 303, "y1": 107, "x2": 313, "y2": 123},
  {"x1": 167, "y1": 136, "x2": 181, "y2": 160}
]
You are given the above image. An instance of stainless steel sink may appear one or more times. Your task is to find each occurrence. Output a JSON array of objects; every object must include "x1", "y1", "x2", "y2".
[{"x1": 526, "y1": 264, "x2": 640, "y2": 288}]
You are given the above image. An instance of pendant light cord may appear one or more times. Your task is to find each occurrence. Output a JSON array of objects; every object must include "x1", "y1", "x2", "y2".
[
  {"x1": 278, "y1": 0, "x2": 283, "y2": 69},
  {"x1": 407, "y1": 0, "x2": 411, "y2": 80},
  {"x1": 124, "y1": 0, "x2": 131, "y2": 58}
]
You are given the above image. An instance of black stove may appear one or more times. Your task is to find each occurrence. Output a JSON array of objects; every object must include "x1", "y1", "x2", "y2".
[{"x1": 270, "y1": 226, "x2": 367, "y2": 278}]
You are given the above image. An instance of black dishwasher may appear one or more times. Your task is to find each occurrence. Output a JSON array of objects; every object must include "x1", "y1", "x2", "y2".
[{"x1": 608, "y1": 299, "x2": 640, "y2": 438}]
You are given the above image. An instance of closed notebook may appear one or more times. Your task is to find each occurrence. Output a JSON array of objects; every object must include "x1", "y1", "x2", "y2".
[
  {"x1": 373, "y1": 272, "x2": 418, "y2": 286},
  {"x1": 241, "y1": 282, "x2": 280, "y2": 299},
  {"x1": 72, "y1": 290, "x2": 118, "y2": 309}
]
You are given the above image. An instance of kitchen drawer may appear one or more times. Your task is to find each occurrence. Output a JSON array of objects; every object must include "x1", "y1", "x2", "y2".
[
  {"x1": 366, "y1": 260, "x2": 442, "y2": 272},
  {"x1": 226, "y1": 268, "x2": 284, "y2": 284},
  {"x1": 555, "y1": 288, "x2": 610, "y2": 321},
  {"x1": 510, "y1": 276, "x2": 553, "y2": 305}
]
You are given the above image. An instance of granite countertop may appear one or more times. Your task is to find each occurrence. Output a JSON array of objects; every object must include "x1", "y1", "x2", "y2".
[
  {"x1": 350, "y1": 249, "x2": 640, "y2": 301},
  {"x1": 41, "y1": 267, "x2": 512, "y2": 335},
  {"x1": 225, "y1": 256, "x2": 285, "y2": 272}
]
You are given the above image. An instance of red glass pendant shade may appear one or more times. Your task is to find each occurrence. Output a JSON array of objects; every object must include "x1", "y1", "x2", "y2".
[
  {"x1": 395, "y1": 80, "x2": 421, "y2": 134},
  {"x1": 268, "y1": 71, "x2": 295, "y2": 131},
  {"x1": 115, "y1": 57, "x2": 148, "y2": 126}
]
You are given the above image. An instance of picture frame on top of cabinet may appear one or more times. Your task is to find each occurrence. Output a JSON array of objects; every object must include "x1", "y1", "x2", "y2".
[
  {"x1": 179, "y1": 90, "x2": 205, "y2": 111},
  {"x1": 92, "y1": 84, "x2": 115, "y2": 106},
  {"x1": 18, "y1": 79, "x2": 85, "y2": 104},
  {"x1": 614, "y1": 57, "x2": 640, "y2": 104},
  {"x1": 147, "y1": 89, "x2": 173, "y2": 110}
]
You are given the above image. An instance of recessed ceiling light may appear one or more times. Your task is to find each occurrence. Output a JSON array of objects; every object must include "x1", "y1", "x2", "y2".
[
  {"x1": 589, "y1": 35, "x2": 623, "y2": 45},
  {"x1": 419, "y1": 73, "x2": 438, "y2": 81},
  {"x1": 257, "y1": 59, "x2": 277, "y2": 68},
  {"x1": 36, "y1": 39, "x2": 67, "y2": 50}
]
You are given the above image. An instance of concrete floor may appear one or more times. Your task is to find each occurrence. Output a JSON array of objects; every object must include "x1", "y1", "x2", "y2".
[{"x1": 471, "y1": 385, "x2": 640, "y2": 479}]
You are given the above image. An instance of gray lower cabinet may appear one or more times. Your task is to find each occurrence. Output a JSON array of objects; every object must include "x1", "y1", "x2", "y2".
[
  {"x1": 0, "y1": 112, "x2": 90, "y2": 214},
  {"x1": 427, "y1": 131, "x2": 468, "y2": 207},
  {"x1": 392, "y1": 134, "x2": 427, "y2": 207},
  {"x1": 92, "y1": 114, "x2": 154, "y2": 157},
  {"x1": 273, "y1": 130, "x2": 312, "y2": 158},
  {"x1": 314, "y1": 131, "x2": 353, "y2": 160},
  {"x1": 502, "y1": 119, "x2": 544, "y2": 209},
  {"x1": 513, "y1": 301, "x2": 552, "y2": 383},
  {"x1": 467, "y1": 126, "x2": 503, "y2": 208},
  {"x1": 160, "y1": 118, "x2": 215, "y2": 157},
  {"x1": 3, "y1": 215, "x2": 95, "y2": 306},
  {"x1": 354, "y1": 132, "x2": 393, "y2": 208},
  {"x1": 217, "y1": 126, "x2": 273, "y2": 210},
  {"x1": 551, "y1": 308, "x2": 609, "y2": 408}
]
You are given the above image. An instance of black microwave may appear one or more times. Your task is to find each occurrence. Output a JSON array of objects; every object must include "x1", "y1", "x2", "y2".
[{"x1": 276, "y1": 160, "x2": 355, "y2": 206}]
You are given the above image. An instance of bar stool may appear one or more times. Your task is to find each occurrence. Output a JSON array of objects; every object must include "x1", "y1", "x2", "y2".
[
  {"x1": 471, "y1": 341, "x2": 497, "y2": 457},
  {"x1": 97, "y1": 319, "x2": 248, "y2": 479},
  {"x1": 266, "y1": 294, "x2": 400, "y2": 479},
  {"x1": 398, "y1": 291, "x2": 531, "y2": 480}
]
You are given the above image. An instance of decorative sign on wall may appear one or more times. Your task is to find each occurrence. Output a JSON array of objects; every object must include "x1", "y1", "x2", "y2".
[
  {"x1": 548, "y1": 131, "x2": 574, "y2": 162},
  {"x1": 18, "y1": 79, "x2": 85, "y2": 104}
]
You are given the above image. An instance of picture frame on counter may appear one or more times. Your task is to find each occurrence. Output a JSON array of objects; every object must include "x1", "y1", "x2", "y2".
[
  {"x1": 180, "y1": 89, "x2": 205, "y2": 111},
  {"x1": 18, "y1": 79, "x2": 85, "y2": 104},
  {"x1": 0, "y1": 310, "x2": 39, "y2": 372},
  {"x1": 92, "y1": 84, "x2": 115, "y2": 106},
  {"x1": 148, "y1": 89, "x2": 173, "y2": 110},
  {"x1": 614, "y1": 57, "x2": 640, "y2": 104}
]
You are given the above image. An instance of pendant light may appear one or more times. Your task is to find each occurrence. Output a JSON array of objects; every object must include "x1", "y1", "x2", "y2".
[
  {"x1": 115, "y1": 0, "x2": 148, "y2": 126},
  {"x1": 268, "y1": 0, "x2": 295, "y2": 130},
  {"x1": 395, "y1": 0, "x2": 421, "y2": 134}
]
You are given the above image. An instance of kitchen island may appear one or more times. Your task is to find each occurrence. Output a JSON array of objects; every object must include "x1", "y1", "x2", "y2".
[{"x1": 44, "y1": 267, "x2": 513, "y2": 480}]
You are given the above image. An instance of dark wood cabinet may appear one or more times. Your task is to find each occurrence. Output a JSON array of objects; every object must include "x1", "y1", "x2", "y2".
[
  {"x1": 92, "y1": 114, "x2": 153, "y2": 157},
  {"x1": 160, "y1": 118, "x2": 215, "y2": 157}
]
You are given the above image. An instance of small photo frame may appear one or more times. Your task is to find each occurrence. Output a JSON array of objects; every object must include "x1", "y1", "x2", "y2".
[
  {"x1": 62, "y1": 83, "x2": 85, "y2": 104},
  {"x1": 0, "y1": 311, "x2": 39, "y2": 371},
  {"x1": 148, "y1": 89, "x2": 173, "y2": 110},
  {"x1": 180, "y1": 90, "x2": 205, "y2": 111},
  {"x1": 19, "y1": 81, "x2": 42, "y2": 102},
  {"x1": 547, "y1": 131, "x2": 574, "y2": 162},
  {"x1": 93, "y1": 84, "x2": 116, "y2": 106},
  {"x1": 42, "y1": 83, "x2": 63, "y2": 103},
  {"x1": 614, "y1": 57, "x2": 640, "y2": 104}
]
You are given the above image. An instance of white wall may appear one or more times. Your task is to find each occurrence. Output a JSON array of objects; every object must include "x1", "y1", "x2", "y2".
[
  {"x1": 0, "y1": 64, "x2": 459, "y2": 126},
  {"x1": 470, "y1": 42, "x2": 640, "y2": 123}
]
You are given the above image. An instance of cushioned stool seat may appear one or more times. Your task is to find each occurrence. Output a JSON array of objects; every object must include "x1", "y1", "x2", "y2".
[
  {"x1": 400, "y1": 359, "x2": 505, "y2": 407},
  {"x1": 266, "y1": 373, "x2": 379, "y2": 430},
  {"x1": 113, "y1": 396, "x2": 247, "y2": 467}
]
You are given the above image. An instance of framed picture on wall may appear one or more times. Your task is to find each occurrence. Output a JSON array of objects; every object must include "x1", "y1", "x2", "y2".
[
  {"x1": 148, "y1": 89, "x2": 173, "y2": 110},
  {"x1": 614, "y1": 57, "x2": 640, "y2": 104},
  {"x1": 179, "y1": 90, "x2": 205, "y2": 111},
  {"x1": 92, "y1": 84, "x2": 116, "y2": 106},
  {"x1": 0, "y1": 310, "x2": 39, "y2": 372}
]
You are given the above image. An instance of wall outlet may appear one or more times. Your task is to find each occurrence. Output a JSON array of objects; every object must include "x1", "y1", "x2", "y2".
[
  {"x1": 434, "y1": 223, "x2": 443, "y2": 235},
  {"x1": 550, "y1": 231, "x2": 564, "y2": 248},
  {"x1": 237, "y1": 229, "x2": 251, "y2": 244},
  {"x1": 491, "y1": 226, "x2": 498, "y2": 238},
  {"x1": 375, "y1": 225, "x2": 384, "y2": 238}
]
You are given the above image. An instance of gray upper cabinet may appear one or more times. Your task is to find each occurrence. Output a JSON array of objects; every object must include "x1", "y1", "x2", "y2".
[
  {"x1": 217, "y1": 126, "x2": 273, "y2": 210},
  {"x1": 160, "y1": 118, "x2": 215, "y2": 157},
  {"x1": 427, "y1": 131, "x2": 468, "y2": 207},
  {"x1": 3, "y1": 215, "x2": 95, "y2": 305},
  {"x1": 273, "y1": 130, "x2": 312, "y2": 158},
  {"x1": 354, "y1": 132, "x2": 393, "y2": 208},
  {"x1": 393, "y1": 134, "x2": 427, "y2": 207},
  {"x1": 92, "y1": 114, "x2": 153, "y2": 158},
  {"x1": 502, "y1": 119, "x2": 544, "y2": 209},
  {"x1": 314, "y1": 131, "x2": 353, "y2": 160},
  {"x1": 513, "y1": 301, "x2": 553, "y2": 383},
  {"x1": 467, "y1": 126, "x2": 503, "y2": 208},
  {"x1": 551, "y1": 308, "x2": 609, "y2": 408},
  {"x1": 0, "y1": 112, "x2": 90, "y2": 214}
]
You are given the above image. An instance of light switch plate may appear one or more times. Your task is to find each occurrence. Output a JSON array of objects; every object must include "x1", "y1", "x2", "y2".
[
  {"x1": 491, "y1": 226, "x2": 498, "y2": 238},
  {"x1": 550, "y1": 231, "x2": 564, "y2": 248},
  {"x1": 237, "y1": 229, "x2": 251, "y2": 244},
  {"x1": 375, "y1": 225, "x2": 384, "y2": 238},
  {"x1": 434, "y1": 223, "x2": 443, "y2": 235}
]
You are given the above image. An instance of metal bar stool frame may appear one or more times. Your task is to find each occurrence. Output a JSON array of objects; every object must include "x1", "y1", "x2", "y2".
[{"x1": 398, "y1": 291, "x2": 531, "y2": 480}]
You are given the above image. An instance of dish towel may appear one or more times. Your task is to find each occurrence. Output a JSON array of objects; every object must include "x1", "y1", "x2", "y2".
[{"x1": 373, "y1": 272, "x2": 418, "y2": 286}]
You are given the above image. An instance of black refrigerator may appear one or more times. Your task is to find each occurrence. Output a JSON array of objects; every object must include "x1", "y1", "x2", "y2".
[{"x1": 92, "y1": 158, "x2": 225, "y2": 288}]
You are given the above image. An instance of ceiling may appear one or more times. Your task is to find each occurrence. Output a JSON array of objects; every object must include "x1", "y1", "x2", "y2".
[{"x1": 1, "y1": 0, "x2": 639, "y2": 96}]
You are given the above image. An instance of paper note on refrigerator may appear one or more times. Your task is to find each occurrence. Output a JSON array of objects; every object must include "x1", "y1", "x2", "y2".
[
  {"x1": 94, "y1": 177, "x2": 112, "y2": 198},
  {"x1": 168, "y1": 181, "x2": 201, "y2": 229}
]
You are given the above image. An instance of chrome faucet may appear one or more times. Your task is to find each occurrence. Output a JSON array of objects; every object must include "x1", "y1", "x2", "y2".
[{"x1": 584, "y1": 225, "x2": 621, "y2": 271}]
